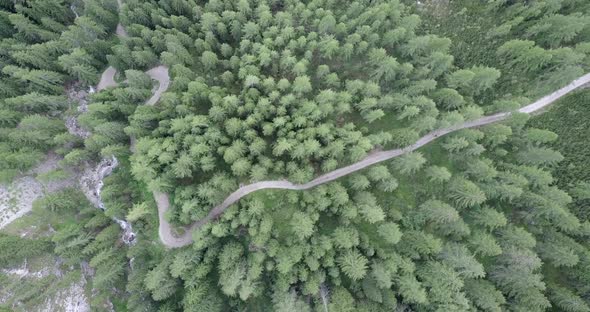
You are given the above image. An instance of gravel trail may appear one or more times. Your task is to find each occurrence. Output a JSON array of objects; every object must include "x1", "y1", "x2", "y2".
[
  {"x1": 96, "y1": 0, "x2": 590, "y2": 248},
  {"x1": 155, "y1": 73, "x2": 590, "y2": 248}
]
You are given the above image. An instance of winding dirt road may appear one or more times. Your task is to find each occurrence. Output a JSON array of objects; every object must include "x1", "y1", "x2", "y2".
[
  {"x1": 154, "y1": 73, "x2": 590, "y2": 248},
  {"x1": 98, "y1": 0, "x2": 590, "y2": 248},
  {"x1": 96, "y1": 0, "x2": 169, "y2": 94}
]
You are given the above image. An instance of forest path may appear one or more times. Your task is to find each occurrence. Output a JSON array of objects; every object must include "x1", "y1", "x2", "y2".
[
  {"x1": 156, "y1": 73, "x2": 590, "y2": 248},
  {"x1": 92, "y1": 2, "x2": 170, "y2": 244},
  {"x1": 96, "y1": 6, "x2": 169, "y2": 94},
  {"x1": 98, "y1": 0, "x2": 590, "y2": 248}
]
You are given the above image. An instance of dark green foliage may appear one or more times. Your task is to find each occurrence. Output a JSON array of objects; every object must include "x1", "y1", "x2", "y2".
[
  {"x1": 34, "y1": 187, "x2": 91, "y2": 213},
  {"x1": 79, "y1": 0, "x2": 590, "y2": 310},
  {"x1": 0, "y1": 0, "x2": 116, "y2": 178},
  {"x1": 0, "y1": 233, "x2": 53, "y2": 267},
  {"x1": 529, "y1": 90, "x2": 590, "y2": 220},
  {"x1": 2, "y1": 0, "x2": 590, "y2": 311}
]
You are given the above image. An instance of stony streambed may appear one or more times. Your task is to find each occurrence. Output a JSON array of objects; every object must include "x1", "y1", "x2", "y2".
[{"x1": 66, "y1": 84, "x2": 136, "y2": 245}]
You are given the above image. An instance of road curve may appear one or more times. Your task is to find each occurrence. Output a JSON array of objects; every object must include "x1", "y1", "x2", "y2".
[
  {"x1": 155, "y1": 73, "x2": 590, "y2": 248},
  {"x1": 97, "y1": 66, "x2": 118, "y2": 91},
  {"x1": 97, "y1": 0, "x2": 126, "y2": 91},
  {"x1": 92, "y1": 1, "x2": 178, "y2": 245},
  {"x1": 145, "y1": 67, "x2": 170, "y2": 105}
]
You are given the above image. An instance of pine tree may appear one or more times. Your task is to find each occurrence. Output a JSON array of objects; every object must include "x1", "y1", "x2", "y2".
[
  {"x1": 144, "y1": 260, "x2": 180, "y2": 301},
  {"x1": 291, "y1": 211, "x2": 314, "y2": 240},
  {"x1": 425, "y1": 165, "x2": 452, "y2": 183},
  {"x1": 332, "y1": 227, "x2": 360, "y2": 249},
  {"x1": 338, "y1": 249, "x2": 368, "y2": 281},
  {"x1": 464, "y1": 279, "x2": 506, "y2": 312},
  {"x1": 447, "y1": 177, "x2": 486, "y2": 208},
  {"x1": 548, "y1": 284, "x2": 590, "y2": 312},
  {"x1": 393, "y1": 152, "x2": 426, "y2": 175}
]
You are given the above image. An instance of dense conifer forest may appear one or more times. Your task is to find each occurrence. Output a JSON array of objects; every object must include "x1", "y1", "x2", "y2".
[{"x1": 0, "y1": 0, "x2": 590, "y2": 311}]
